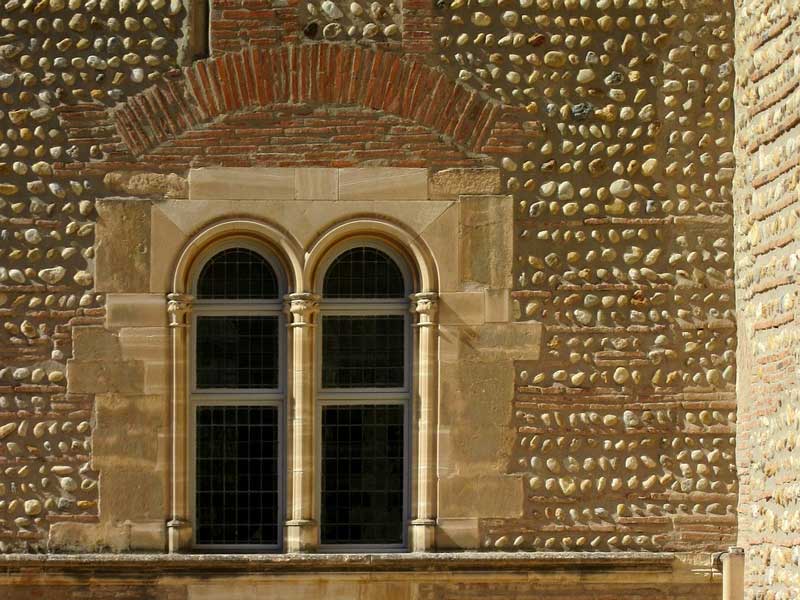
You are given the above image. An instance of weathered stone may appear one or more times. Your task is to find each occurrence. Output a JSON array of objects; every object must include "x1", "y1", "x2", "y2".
[
  {"x1": 609, "y1": 179, "x2": 633, "y2": 198},
  {"x1": 24, "y1": 499, "x2": 42, "y2": 516},
  {"x1": 544, "y1": 51, "x2": 565, "y2": 67},
  {"x1": 103, "y1": 171, "x2": 188, "y2": 198}
]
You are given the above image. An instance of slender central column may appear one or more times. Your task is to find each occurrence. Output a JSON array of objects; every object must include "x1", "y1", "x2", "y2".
[
  {"x1": 285, "y1": 292, "x2": 320, "y2": 552},
  {"x1": 166, "y1": 292, "x2": 193, "y2": 553},
  {"x1": 410, "y1": 292, "x2": 438, "y2": 551}
]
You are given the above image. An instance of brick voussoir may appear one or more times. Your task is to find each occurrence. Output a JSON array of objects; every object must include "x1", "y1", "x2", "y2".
[{"x1": 109, "y1": 43, "x2": 503, "y2": 157}]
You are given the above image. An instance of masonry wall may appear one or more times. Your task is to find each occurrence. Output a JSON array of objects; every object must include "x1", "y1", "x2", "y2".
[
  {"x1": 0, "y1": 0, "x2": 737, "y2": 571},
  {"x1": 733, "y1": 0, "x2": 800, "y2": 596}
]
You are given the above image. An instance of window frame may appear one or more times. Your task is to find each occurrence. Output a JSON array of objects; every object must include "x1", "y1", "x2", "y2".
[
  {"x1": 316, "y1": 399, "x2": 410, "y2": 553},
  {"x1": 314, "y1": 239, "x2": 414, "y2": 552},
  {"x1": 188, "y1": 239, "x2": 287, "y2": 552}
]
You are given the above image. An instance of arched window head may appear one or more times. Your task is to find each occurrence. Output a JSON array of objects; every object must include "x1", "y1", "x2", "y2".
[
  {"x1": 190, "y1": 244, "x2": 285, "y2": 549},
  {"x1": 323, "y1": 246, "x2": 406, "y2": 299},
  {"x1": 196, "y1": 247, "x2": 279, "y2": 300},
  {"x1": 318, "y1": 242, "x2": 411, "y2": 548}
]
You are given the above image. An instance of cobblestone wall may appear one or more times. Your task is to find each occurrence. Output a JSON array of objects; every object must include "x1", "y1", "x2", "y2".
[
  {"x1": 0, "y1": 0, "x2": 736, "y2": 556},
  {"x1": 734, "y1": 0, "x2": 800, "y2": 596},
  {"x1": 439, "y1": 0, "x2": 738, "y2": 552}
]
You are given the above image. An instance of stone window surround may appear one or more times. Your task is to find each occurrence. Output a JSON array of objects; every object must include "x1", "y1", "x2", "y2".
[
  {"x1": 64, "y1": 165, "x2": 538, "y2": 556},
  {"x1": 166, "y1": 169, "x2": 444, "y2": 553}
]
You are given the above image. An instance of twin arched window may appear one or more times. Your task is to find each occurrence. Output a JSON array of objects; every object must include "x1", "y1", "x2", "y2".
[{"x1": 190, "y1": 241, "x2": 410, "y2": 550}]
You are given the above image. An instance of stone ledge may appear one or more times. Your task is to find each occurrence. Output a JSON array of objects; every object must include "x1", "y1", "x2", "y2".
[{"x1": 0, "y1": 552, "x2": 676, "y2": 576}]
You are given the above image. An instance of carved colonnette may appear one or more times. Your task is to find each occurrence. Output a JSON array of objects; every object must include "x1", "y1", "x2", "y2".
[{"x1": 285, "y1": 292, "x2": 320, "y2": 552}]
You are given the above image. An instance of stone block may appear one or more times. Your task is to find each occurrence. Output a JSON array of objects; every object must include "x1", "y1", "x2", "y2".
[
  {"x1": 338, "y1": 168, "x2": 428, "y2": 200},
  {"x1": 436, "y1": 517, "x2": 480, "y2": 550},
  {"x1": 107, "y1": 294, "x2": 167, "y2": 328},
  {"x1": 459, "y1": 195, "x2": 513, "y2": 290},
  {"x1": 188, "y1": 168, "x2": 295, "y2": 200},
  {"x1": 72, "y1": 326, "x2": 122, "y2": 361},
  {"x1": 48, "y1": 522, "x2": 130, "y2": 553},
  {"x1": 119, "y1": 327, "x2": 170, "y2": 360},
  {"x1": 438, "y1": 474, "x2": 523, "y2": 519},
  {"x1": 66, "y1": 359, "x2": 145, "y2": 395},
  {"x1": 418, "y1": 202, "x2": 460, "y2": 293},
  {"x1": 93, "y1": 394, "x2": 168, "y2": 523},
  {"x1": 130, "y1": 520, "x2": 167, "y2": 551},
  {"x1": 143, "y1": 362, "x2": 169, "y2": 395},
  {"x1": 104, "y1": 171, "x2": 188, "y2": 199},
  {"x1": 96, "y1": 199, "x2": 151, "y2": 293},
  {"x1": 484, "y1": 289, "x2": 511, "y2": 323},
  {"x1": 188, "y1": 582, "x2": 361, "y2": 600},
  {"x1": 430, "y1": 168, "x2": 502, "y2": 199},
  {"x1": 295, "y1": 168, "x2": 338, "y2": 200},
  {"x1": 439, "y1": 292, "x2": 485, "y2": 325}
]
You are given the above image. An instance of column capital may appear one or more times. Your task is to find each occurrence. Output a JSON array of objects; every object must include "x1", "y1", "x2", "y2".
[
  {"x1": 285, "y1": 293, "x2": 320, "y2": 326},
  {"x1": 167, "y1": 293, "x2": 193, "y2": 327},
  {"x1": 411, "y1": 292, "x2": 438, "y2": 324}
]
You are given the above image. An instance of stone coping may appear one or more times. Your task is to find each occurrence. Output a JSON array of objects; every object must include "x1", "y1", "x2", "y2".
[{"x1": 0, "y1": 552, "x2": 676, "y2": 576}]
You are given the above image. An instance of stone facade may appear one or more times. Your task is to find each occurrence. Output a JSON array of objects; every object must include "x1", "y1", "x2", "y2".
[
  {"x1": 0, "y1": 0, "x2": 750, "y2": 595},
  {"x1": 733, "y1": 1, "x2": 800, "y2": 597}
]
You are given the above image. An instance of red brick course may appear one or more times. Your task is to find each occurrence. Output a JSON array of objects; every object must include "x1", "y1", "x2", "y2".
[{"x1": 112, "y1": 44, "x2": 512, "y2": 161}]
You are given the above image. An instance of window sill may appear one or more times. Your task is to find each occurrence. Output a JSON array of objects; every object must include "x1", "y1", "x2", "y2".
[{"x1": 0, "y1": 551, "x2": 677, "y2": 575}]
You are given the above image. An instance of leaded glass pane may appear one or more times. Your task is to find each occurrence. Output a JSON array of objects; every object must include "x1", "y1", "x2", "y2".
[
  {"x1": 321, "y1": 315, "x2": 405, "y2": 388},
  {"x1": 197, "y1": 248, "x2": 279, "y2": 300},
  {"x1": 196, "y1": 316, "x2": 279, "y2": 389},
  {"x1": 321, "y1": 404, "x2": 404, "y2": 545},
  {"x1": 323, "y1": 247, "x2": 405, "y2": 299},
  {"x1": 195, "y1": 405, "x2": 279, "y2": 546}
]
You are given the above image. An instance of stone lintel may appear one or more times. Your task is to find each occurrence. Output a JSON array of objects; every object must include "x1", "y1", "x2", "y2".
[{"x1": 185, "y1": 167, "x2": 501, "y2": 202}]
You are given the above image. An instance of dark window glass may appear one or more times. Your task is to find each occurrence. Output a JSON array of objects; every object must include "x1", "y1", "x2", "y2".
[
  {"x1": 323, "y1": 247, "x2": 405, "y2": 299},
  {"x1": 196, "y1": 316, "x2": 279, "y2": 388},
  {"x1": 197, "y1": 248, "x2": 279, "y2": 300},
  {"x1": 321, "y1": 405, "x2": 404, "y2": 545},
  {"x1": 195, "y1": 405, "x2": 279, "y2": 546},
  {"x1": 322, "y1": 315, "x2": 405, "y2": 388}
]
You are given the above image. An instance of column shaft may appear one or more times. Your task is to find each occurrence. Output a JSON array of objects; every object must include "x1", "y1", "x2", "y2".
[
  {"x1": 285, "y1": 293, "x2": 319, "y2": 552},
  {"x1": 410, "y1": 292, "x2": 438, "y2": 551},
  {"x1": 167, "y1": 292, "x2": 193, "y2": 553}
]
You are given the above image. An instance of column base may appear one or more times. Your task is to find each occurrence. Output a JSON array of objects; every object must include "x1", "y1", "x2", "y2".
[
  {"x1": 410, "y1": 519, "x2": 436, "y2": 552},
  {"x1": 166, "y1": 519, "x2": 192, "y2": 553},
  {"x1": 286, "y1": 519, "x2": 319, "y2": 553}
]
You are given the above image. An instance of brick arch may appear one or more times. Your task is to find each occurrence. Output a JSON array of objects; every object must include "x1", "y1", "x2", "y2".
[{"x1": 113, "y1": 44, "x2": 505, "y2": 158}]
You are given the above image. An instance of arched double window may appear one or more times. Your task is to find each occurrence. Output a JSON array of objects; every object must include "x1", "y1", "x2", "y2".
[
  {"x1": 190, "y1": 243, "x2": 285, "y2": 550},
  {"x1": 170, "y1": 220, "x2": 438, "y2": 554},
  {"x1": 317, "y1": 244, "x2": 411, "y2": 549}
]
